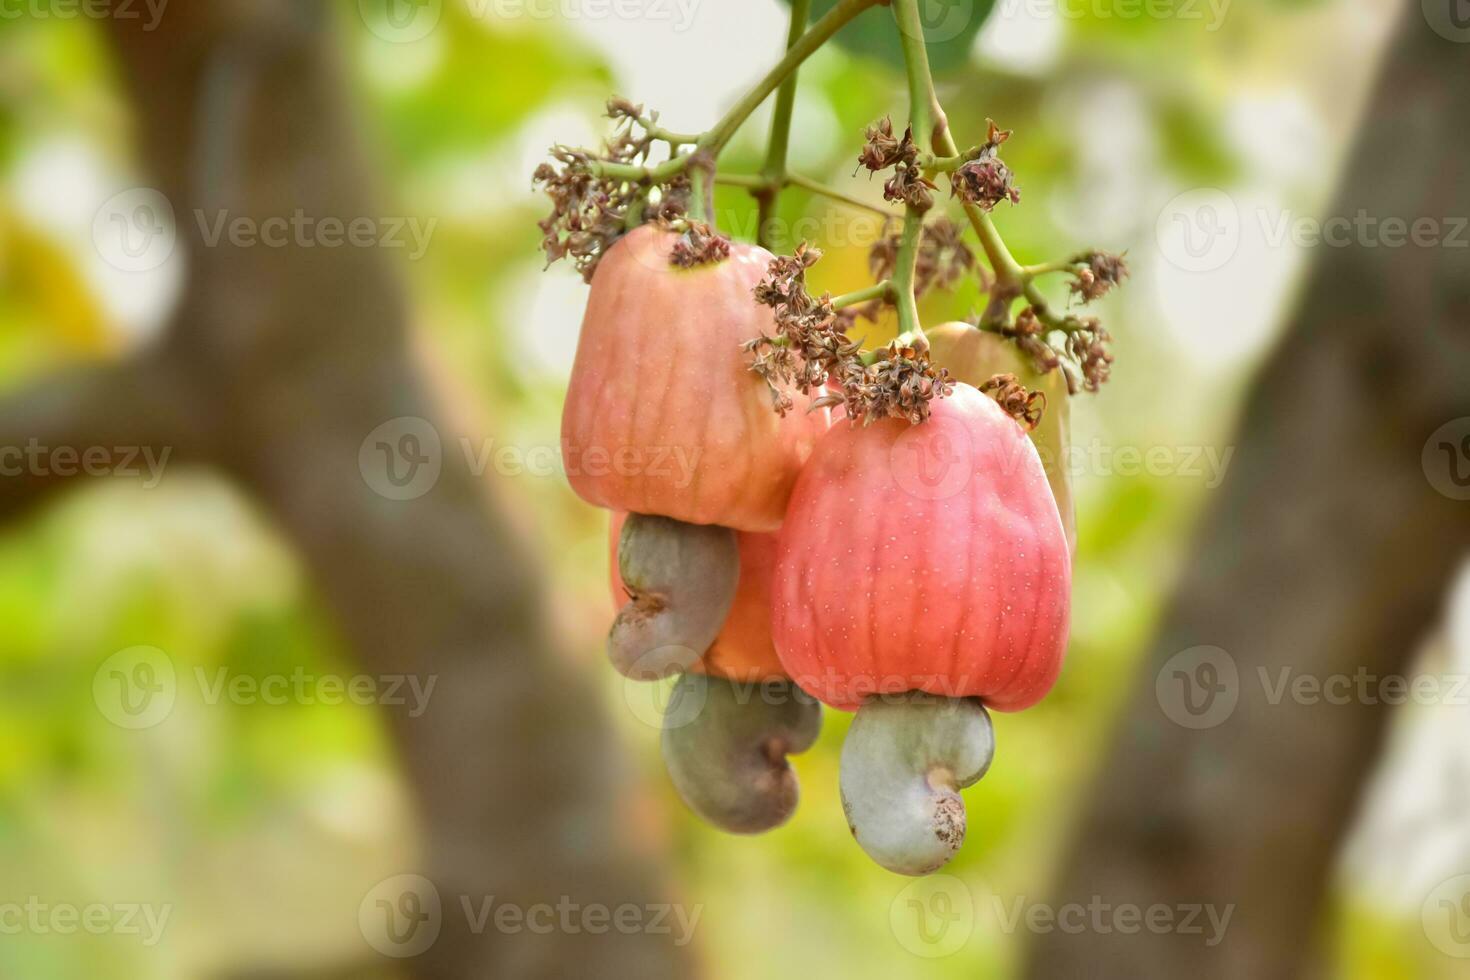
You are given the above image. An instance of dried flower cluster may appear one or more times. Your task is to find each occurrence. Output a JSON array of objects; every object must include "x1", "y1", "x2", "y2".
[
  {"x1": 745, "y1": 245, "x2": 953, "y2": 425},
  {"x1": 859, "y1": 117, "x2": 937, "y2": 212},
  {"x1": 1068, "y1": 250, "x2": 1129, "y2": 302},
  {"x1": 670, "y1": 221, "x2": 732, "y2": 268},
  {"x1": 846, "y1": 341, "x2": 955, "y2": 425},
  {"x1": 979, "y1": 373, "x2": 1046, "y2": 430},
  {"x1": 950, "y1": 121, "x2": 1019, "y2": 212},
  {"x1": 533, "y1": 99, "x2": 689, "y2": 282},
  {"x1": 869, "y1": 217, "x2": 978, "y2": 298},
  {"x1": 999, "y1": 307, "x2": 1114, "y2": 395}
]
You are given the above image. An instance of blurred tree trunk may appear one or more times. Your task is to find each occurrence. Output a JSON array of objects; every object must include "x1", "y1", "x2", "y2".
[
  {"x1": 0, "y1": 3, "x2": 690, "y2": 978},
  {"x1": 1027, "y1": 4, "x2": 1470, "y2": 978}
]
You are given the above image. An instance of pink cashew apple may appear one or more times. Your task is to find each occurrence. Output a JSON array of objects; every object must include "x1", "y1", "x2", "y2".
[
  {"x1": 561, "y1": 224, "x2": 829, "y2": 533},
  {"x1": 770, "y1": 382, "x2": 1071, "y2": 875},
  {"x1": 925, "y1": 321, "x2": 1075, "y2": 552}
]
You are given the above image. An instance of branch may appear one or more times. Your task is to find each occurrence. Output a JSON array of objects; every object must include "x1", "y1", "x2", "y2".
[
  {"x1": 97, "y1": 3, "x2": 693, "y2": 976},
  {"x1": 0, "y1": 353, "x2": 202, "y2": 523},
  {"x1": 1027, "y1": 3, "x2": 1470, "y2": 974}
]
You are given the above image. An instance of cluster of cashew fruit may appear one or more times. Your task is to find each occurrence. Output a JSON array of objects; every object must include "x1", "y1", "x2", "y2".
[{"x1": 561, "y1": 225, "x2": 1072, "y2": 875}]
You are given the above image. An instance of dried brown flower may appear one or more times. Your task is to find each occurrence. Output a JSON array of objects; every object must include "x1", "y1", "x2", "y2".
[
  {"x1": 840, "y1": 342, "x2": 954, "y2": 426},
  {"x1": 669, "y1": 221, "x2": 731, "y2": 268},
  {"x1": 951, "y1": 157, "x2": 1019, "y2": 211},
  {"x1": 1068, "y1": 251, "x2": 1129, "y2": 303},
  {"x1": 1064, "y1": 317, "x2": 1113, "y2": 394},
  {"x1": 869, "y1": 217, "x2": 977, "y2": 298},
  {"x1": 745, "y1": 246, "x2": 950, "y2": 425},
  {"x1": 859, "y1": 117, "x2": 935, "y2": 212},
  {"x1": 534, "y1": 98, "x2": 688, "y2": 281},
  {"x1": 949, "y1": 119, "x2": 1020, "y2": 212},
  {"x1": 858, "y1": 117, "x2": 916, "y2": 173},
  {"x1": 979, "y1": 373, "x2": 1046, "y2": 429}
]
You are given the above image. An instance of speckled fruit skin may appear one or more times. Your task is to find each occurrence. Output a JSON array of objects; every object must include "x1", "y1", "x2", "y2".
[
  {"x1": 561, "y1": 225, "x2": 829, "y2": 532},
  {"x1": 609, "y1": 511, "x2": 786, "y2": 682},
  {"x1": 925, "y1": 321, "x2": 1075, "y2": 552},
  {"x1": 771, "y1": 383, "x2": 1070, "y2": 712}
]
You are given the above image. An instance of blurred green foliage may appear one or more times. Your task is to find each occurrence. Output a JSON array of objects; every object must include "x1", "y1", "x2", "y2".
[
  {"x1": 0, "y1": 1, "x2": 1447, "y2": 978},
  {"x1": 788, "y1": 0, "x2": 997, "y2": 73}
]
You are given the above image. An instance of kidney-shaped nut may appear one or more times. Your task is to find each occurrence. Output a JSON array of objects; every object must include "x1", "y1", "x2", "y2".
[
  {"x1": 608, "y1": 513, "x2": 739, "y2": 680},
  {"x1": 661, "y1": 673, "x2": 822, "y2": 834},
  {"x1": 839, "y1": 694, "x2": 995, "y2": 875}
]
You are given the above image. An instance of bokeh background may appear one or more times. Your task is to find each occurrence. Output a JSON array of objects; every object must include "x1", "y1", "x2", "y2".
[{"x1": 1, "y1": 0, "x2": 1466, "y2": 977}]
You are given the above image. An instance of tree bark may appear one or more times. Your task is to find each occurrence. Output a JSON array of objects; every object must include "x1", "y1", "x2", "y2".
[
  {"x1": 1027, "y1": 5, "x2": 1470, "y2": 978},
  {"x1": 0, "y1": 3, "x2": 690, "y2": 977}
]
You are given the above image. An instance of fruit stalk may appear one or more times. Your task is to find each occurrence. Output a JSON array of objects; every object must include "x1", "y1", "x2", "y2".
[
  {"x1": 755, "y1": 0, "x2": 810, "y2": 249},
  {"x1": 891, "y1": 0, "x2": 1025, "y2": 287}
]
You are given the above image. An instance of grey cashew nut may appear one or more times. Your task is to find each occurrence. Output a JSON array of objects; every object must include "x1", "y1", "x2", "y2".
[
  {"x1": 608, "y1": 513, "x2": 739, "y2": 680},
  {"x1": 839, "y1": 694, "x2": 995, "y2": 876},
  {"x1": 661, "y1": 673, "x2": 822, "y2": 834}
]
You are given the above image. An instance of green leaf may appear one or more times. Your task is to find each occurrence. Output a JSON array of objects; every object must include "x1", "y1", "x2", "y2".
[{"x1": 786, "y1": 0, "x2": 995, "y2": 75}]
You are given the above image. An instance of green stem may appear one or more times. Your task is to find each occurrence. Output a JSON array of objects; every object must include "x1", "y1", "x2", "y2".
[
  {"x1": 757, "y1": 0, "x2": 810, "y2": 248},
  {"x1": 786, "y1": 173, "x2": 891, "y2": 217},
  {"x1": 700, "y1": 0, "x2": 879, "y2": 155},
  {"x1": 713, "y1": 173, "x2": 766, "y2": 190},
  {"x1": 714, "y1": 172, "x2": 893, "y2": 218},
  {"x1": 920, "y1": 150, "x2": 980, "y2": 173},
  {"x1": 889, "y1": 0, "x2": 937, "y2": 346},
  {"x1": 890, "y1": 0, "x2": 1023, "y2": 285},
  {"x1": 624, "y1": 192, "x2": 648, "y2": 230},
  {"x1": 832, "y1": 281, "x2": 892, "y2": 308},
  {"x1": 645, "y1": 122, "x2": 701, "y2": 146},
  {"x1": 890, "y1": 206, "x2": 925, "y2": 340},
  {"x1": 1020, "y1": 259, "x2": 1080, "y2": 278},
  {"x1": 686, "y1": 159, "x2": 714, "y2": 223},
  {"x1": 891, "y1": 0, "x2": 935, "y2": 149},
  {"x1": 586, "y1": 0, "x2": 876, "y2": 188}
]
